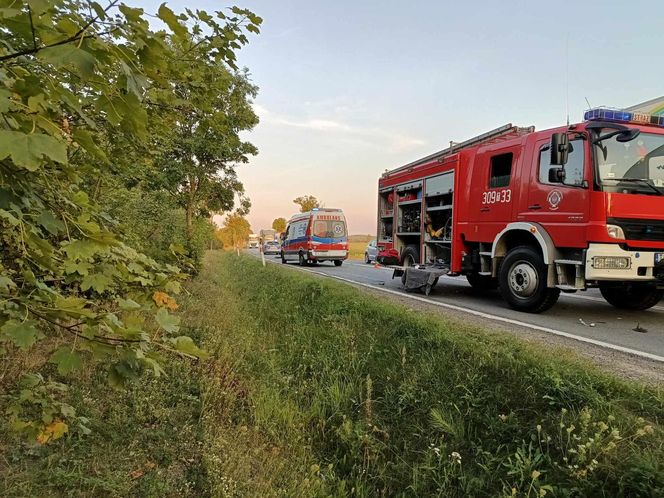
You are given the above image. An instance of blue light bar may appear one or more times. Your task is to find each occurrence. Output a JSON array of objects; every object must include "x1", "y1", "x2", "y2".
[{"x1": 584, "y1": 107, "x2": 664, "y2": 127}]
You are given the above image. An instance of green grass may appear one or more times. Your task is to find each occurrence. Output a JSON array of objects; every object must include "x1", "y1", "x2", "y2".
[{"x1": 2, "y1": 251, "x2": 663, "y2": 497}]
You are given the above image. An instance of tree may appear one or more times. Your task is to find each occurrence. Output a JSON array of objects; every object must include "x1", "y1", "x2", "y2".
[
  {"x1": 216, "y1": 214, "x2": 252, "y2": 250},
  {"x1": 293, "y1": 195, "x2": 321, "y2": 212},
  {"x1": 272, "y1": 217, "x2": 287, "y2": 233},
  {"x1": 145, "y1": 27, "x2": 259, "y2": 242},
  {"x1": 0, "y1": 0, "x2": 261, "y2": 442}
]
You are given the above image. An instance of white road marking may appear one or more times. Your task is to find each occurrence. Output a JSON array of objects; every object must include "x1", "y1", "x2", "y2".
[{"x1": 266, "y1": 258, "x2": 664, "y2": 364}]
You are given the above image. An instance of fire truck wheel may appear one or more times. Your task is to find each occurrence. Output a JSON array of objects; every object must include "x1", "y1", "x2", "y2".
[
  {"x1": 466, "y1": 272, "x2": 498, "y2": 291},
  {"x1": 598, "y1": 282, "x2": 664, "y2": 310},
  {"x1": 334, "y1": 260, "x2": 343, "y2": 267},
  {"x1": 401, "y1": 245, "x2": 419, "y2": 268},
  {"x1": 499, "y1": 246, "x2": 560, "y2": 313},
  {"x1": 298, "y1": 252, "x2": 307, "y2": 266}
]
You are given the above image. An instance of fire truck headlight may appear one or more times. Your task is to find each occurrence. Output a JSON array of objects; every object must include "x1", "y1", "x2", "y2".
[
  {"x1": 592, "y1": 256, "x2": 631, "y2": 270},
  {"x1": 606, "y1": 224, "x2": 625, "y2": 240}
]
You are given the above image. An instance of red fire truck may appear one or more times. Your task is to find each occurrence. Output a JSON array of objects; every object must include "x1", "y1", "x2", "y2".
[{"x1": 377, "y1": 108, "x2": 664, "y2": 313}]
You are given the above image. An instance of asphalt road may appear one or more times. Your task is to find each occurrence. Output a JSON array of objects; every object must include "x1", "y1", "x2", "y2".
[{"x1": 249, "y1": 251, "x2": 664, "y2": 362}]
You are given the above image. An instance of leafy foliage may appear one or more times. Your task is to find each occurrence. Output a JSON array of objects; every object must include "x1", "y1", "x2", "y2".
[
  {"x1": 293, "y1": 194, "x2": 320, "y2": 212},
  {"x1": 0, "y1": 0, "x2": 261, "y2": 442},
  {"x1": 215, "y1": 213, "x2": 251, "y2": 249},
  {"x1": 272, "y1": 216, "x2": 286, "y2": 232}
]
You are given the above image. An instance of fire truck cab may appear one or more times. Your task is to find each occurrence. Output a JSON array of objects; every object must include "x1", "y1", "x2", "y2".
[{"x1": 378, "y1": 109, "x2": 664, "y2": 313}]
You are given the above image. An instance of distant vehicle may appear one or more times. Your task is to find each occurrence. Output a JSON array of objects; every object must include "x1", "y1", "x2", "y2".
[
  {"x1": 263, "y1": 240, "x2": 281, "y2": 255},
  {"x1": 259, "y1": 229, "x2": 277, "y2": 243},
  {"x1": 377, "y1": 107, "x2": 664, "y2": 312},
  {"x1": 364, "y1": 239, "x2": 378, "y2": 263},
  {"x1": 281, "y1": 208, "x2": 349, "y2": 266},
  {"x1": 248, "y1": 233, "x2": 260, "y2": 249}
]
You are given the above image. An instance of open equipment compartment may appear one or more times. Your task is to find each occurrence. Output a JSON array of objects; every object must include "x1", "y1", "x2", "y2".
[
  {"x1": 423, "y1": 171, "x2": 454, "y2": 265},
  {"x1": 395, "y1": 181, "x2": 422, "y2": 259},
  {"x1": 378, "y1": 186, "x2": 394, "y2": 244}
]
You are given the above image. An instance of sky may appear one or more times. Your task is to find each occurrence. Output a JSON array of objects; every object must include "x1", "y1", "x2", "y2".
[{"x1": 136, "y1": 0, "x2": 664, "y2": 234}]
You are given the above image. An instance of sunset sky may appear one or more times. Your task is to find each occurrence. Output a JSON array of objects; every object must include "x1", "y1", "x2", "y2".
[{"x1": 137, "y1": 0, "x2": 664, "y2": 234}]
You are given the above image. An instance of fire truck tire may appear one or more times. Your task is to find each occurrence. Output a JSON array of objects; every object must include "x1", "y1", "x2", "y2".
[
  {"x1": 334, "y1": 260, "x2": 343, "y2": 267},
  {"x1": 466, "y1": 272, "x2": 498, "y2": 291},
  {"x1": 499, "y1": 246, "x2": 560, "y2": 313},
  {"x1": 598, "y1": 282, "x2": 664, "y2": 310},
  {"x1": 298, "y1": 252, "x2": 307, "y2": 266},
  {"x1": 401, "y1": 245, "x2": 419, "y2": 268}
]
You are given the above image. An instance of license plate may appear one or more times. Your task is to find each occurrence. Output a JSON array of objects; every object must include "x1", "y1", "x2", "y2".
[{"x1": 656, "y1": 253, "x2": 664, "y2": 265}]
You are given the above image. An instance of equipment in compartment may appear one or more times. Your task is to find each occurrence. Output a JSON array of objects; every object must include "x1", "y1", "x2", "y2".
[{"x1": 398, "y1": 206, "x2": 420, "y2": 233}]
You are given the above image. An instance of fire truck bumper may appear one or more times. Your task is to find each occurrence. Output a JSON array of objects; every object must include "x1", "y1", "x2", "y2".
[{"x1": 585, "y1": 243, "x2": 664, "y2": 282}]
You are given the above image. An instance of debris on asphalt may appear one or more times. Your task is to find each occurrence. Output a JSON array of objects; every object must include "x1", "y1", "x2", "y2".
[
  {"x1": 579, "y1": 318, "x2": 596, "y2": 327},
  {"x1": 633, "y1": 323, "x2": 648, "y2": 333}
]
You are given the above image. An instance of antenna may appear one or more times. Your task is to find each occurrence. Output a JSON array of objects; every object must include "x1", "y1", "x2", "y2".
[
  {"x1": 565, "y1": 34, "x2": 570, "y2": 127},
  {"x1": 584, "y1": 97, "x2": 592, "y2": 110}
]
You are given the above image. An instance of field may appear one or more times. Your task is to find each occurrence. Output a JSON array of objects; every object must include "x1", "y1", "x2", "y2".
[
  {"x1": 2, "y1": 252, "x2": 663, "y2": 496},
  {"x1": 347, "y1": 235, "x2": 373, "y2": 260}
]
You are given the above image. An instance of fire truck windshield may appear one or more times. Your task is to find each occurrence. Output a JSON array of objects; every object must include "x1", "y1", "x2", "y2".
[{"x1": 595, "y1": 131, "x2": 664, "y2": 194}]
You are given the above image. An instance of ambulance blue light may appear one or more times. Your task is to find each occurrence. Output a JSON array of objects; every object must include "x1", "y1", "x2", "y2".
[
  {"x1": 312, "y1": 208, "x2": 319, "y2": 211},
  {"x1": 584, "y1": 107, "x2": 664, "y2": 127}
]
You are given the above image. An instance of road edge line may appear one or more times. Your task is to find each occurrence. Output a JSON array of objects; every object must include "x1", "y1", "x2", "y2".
[{"x1": 269, "y1": 259, "x2": 664, "y2": 364}]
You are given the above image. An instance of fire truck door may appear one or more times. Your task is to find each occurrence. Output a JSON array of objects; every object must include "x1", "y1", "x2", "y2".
[
  {"x1": 521, "y1": 137, "x2": 590, "y2": 246},
  {"x1": 469, "y1": 148, "x2": 520, "y2": 241}
]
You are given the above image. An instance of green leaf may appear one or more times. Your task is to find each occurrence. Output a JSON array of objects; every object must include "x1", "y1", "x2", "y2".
[
  {"x1": 49, "y1": 348, "x2": 82, "y2": 375},
  {"x1": 1, "y1": 320, "x2": 42, "y2": 350},
  {"x1": 72, "y1": 128, "x2": 108, "y2": 163},
  {"x1": 38, "y1": 45, "x2": 96, "y2": 79},
  {"x1": 0, "y1": 131, "x2": 68, "y2": 171},
  {"x1": 118, "y1": 298, "x2": 141, "y2": 310},
  {"x1": 0, "y1": 275, "x2": 16, "y2": 293},
  {"x1": 53, "y1": 296, "x2": 95, "y2": 318},
  {"x1": 63, "y1": 259, "x2": 92, "y2": 276},
  {"x1": 27, "y1": 0, "x2": 50, "y2": 15},
  {"x1": 81, "y1": 273, "x2": 113, "y2": 293},
  {"x1": 0, "y1": 8, "x2": 21, "y2": 18},
  {"x1": 171, "y1": 336, "x2": 208, "y2": 359},
  {"x1": 37, "y1": 211, "x2": 65, "y2": 235},
  {"x1": 158, "y1": 3, "x2": 187, "y2": 39},
  {"x1": 155, "y1": 308, "x2": 180, "y2": 333}
]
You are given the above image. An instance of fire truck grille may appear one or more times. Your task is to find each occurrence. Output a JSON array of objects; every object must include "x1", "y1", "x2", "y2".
[{"x1": 609, "y1": 218, "x2": 664, "y2": 242}]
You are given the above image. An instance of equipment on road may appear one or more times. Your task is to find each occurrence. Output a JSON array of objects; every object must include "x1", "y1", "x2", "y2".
[
  {"x1": 281, "y1": 208, "x2": 349, "y2": 266},
  {"x1": 376, "y1": 107, "x2": 664, "y2": 312}
]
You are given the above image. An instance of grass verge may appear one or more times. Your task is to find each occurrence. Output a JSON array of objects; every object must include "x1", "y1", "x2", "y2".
[{"x1": 2, "y1": 251, "x2": 663, "y2": 496}]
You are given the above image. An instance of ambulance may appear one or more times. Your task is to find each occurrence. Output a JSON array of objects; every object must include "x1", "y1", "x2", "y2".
[{"x1": 281, "y1": 208, "x2": 349, "y2": 266}]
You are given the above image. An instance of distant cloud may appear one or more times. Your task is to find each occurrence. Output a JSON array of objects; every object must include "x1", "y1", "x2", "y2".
[{"x1": 254, "y1": 104, "x2": 426, "y2": 153}]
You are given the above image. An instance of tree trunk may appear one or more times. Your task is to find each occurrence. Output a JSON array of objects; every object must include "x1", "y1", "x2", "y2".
[{"x1": 185, "y1": 203, "x2": 194, "y2": 240}]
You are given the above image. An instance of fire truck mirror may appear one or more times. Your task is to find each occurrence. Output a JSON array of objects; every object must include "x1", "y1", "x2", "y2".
[
  {"x1": 548, "y1": 166, "x2": 566, "y2": 183},
  {"x1": 550, "y1": 132, "x2": 569, "y2": 166}
]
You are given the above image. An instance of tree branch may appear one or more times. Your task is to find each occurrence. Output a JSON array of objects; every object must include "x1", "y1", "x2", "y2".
[{"x1": 0, "y1": 0, "x2": 119, "y2": 62}]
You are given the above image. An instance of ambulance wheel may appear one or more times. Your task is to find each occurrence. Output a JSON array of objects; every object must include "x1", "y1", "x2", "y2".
[
  {"x1": 299, "y1": 252, "x2": 307, "y2": 266},
  {"x1": 281, "y1": 252, "x2": 286, "y2": 264},
  {"x1": 466, "y1": 272, "x2": 498, "y2": 291},
  {"x1": 599, "y1": 282, "x2": 664, "y2": 311},
  {"x1": 401, "y1": 245, "x2": 419, "y2": 268},
  {"x1": 499, "y1": 246, "x2": 560, "y2": 313},
  {"x1": 334, "y1": 260, "x2": 343, "y2": 267}
]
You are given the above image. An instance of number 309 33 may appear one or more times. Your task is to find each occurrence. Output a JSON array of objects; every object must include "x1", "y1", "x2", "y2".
[{"x1": 482, "y1": 189, "x2": 511, "y2": 204}]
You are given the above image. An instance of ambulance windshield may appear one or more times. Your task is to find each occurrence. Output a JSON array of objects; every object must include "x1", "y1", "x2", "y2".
[
  {"x1": 595, "y1": 131, "x2": 664, "y2": 194},
  {"x1": 312, "y1": 218, "x2": 346, "y2": 239}
]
